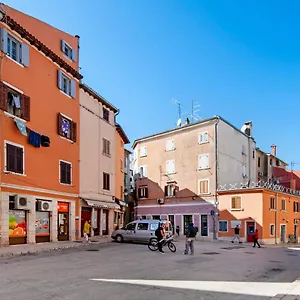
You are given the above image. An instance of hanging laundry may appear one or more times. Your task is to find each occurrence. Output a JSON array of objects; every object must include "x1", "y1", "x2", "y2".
[
  {"x1": 28, "y1": 130, "x2": 41, "y2": 147},
  {"x1": 13, "y1": 96, "x2": 21, "y2": 109}
]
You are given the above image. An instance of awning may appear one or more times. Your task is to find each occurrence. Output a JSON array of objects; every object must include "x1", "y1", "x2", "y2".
[
  {"x1": 15, "y1": 119, "x2": 27, "y2": 136},
  {"x1": 83, "y1": 199, "x2": 120, "y2": 210}
]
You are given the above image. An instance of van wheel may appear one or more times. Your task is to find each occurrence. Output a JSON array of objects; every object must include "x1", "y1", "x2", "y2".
[{"x1": 116, "y1": 235, "x2": 123, "y2": 243}]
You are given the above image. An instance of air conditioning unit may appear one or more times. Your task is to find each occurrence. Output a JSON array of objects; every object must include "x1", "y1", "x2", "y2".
[
  {"x1": 14, "y1": 195, "x2": 30, "y2": 210},
  {"x1": 157, "y1": 198, "x2": 164, "y2": 205},
  {"x1": 37, "y1": 200, "x2": 52, "y2": 212}
]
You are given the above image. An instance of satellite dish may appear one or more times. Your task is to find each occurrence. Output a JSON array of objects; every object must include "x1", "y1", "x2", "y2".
[{"x1": 176, "y1": 118, "x2": 182, "y2": 127}]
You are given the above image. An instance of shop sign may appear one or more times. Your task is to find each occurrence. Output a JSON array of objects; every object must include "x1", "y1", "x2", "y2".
[
  {"x1": 58, "y1": 202, "x2": 69, "y2": 213},
  {"x1": 9, "y1": 210, "x2": 26, "y2": 237},
  {"x1": 35, "y1": 211, "x2": 50, "y2": 236}
]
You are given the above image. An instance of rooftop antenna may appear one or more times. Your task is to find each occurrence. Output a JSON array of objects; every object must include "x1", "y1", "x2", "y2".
[
  {"x1": 172, "y1": 98, "x2": 182, "y2": 120},
  {"x1": 191, "y1": 100, "x2": 201, "y2": 123}
]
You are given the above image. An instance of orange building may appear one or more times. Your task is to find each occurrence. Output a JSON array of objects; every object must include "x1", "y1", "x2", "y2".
[
  {"x1": 0, "y1": 5, "x2": 82, "y2": 246},
  {"x1": 217, "y1": 183, "x2": 300, "y2": 244},
  {"x1": 114, "y1": 124, "x2": 130, "y2": 228}
]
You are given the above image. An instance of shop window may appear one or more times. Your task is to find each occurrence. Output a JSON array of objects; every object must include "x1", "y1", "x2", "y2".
[{"x1": 59, "y1": 160, "x2": 72, "y2": 185}]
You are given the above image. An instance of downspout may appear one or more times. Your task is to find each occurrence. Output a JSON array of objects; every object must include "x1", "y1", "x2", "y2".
[
  {"x1": 214, "y1": 117, "x2": 220, "y2": 240},
  {"x1": 75, "y1": 35, "x2": 81, "y2": 84},
  {"x1": 275, "y1": 192, "x2": 278, "y2": 244},
  {"x1": 114, "y1": 109, "x2": 120, "y2": 124}
]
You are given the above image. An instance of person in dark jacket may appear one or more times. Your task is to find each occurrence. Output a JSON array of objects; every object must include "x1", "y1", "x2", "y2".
[
  {"x1": 183, "y1": 223, "x2": 197, "y2": 255},
  {"x1": 231, "y1": 225, "x2": 242, "y2": 243},
  {"x1": 253, "y1": 229, "x2": 261, "y2": 248}
]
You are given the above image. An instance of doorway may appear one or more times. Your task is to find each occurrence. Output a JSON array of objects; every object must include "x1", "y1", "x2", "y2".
[
  {"x1": 183, "y1": 215, "x2": 193, "y2": 235},
  {"x1": 168, "y1": 215, "x2": 175, "y2": 234},
  {"x1": 81, "y1": 207, "x2": 92, "y2": 237},
  {"x1": 280, "y1": 224, "x2": 286, "y2": 243},
  {"x1": 102, "y1": 210, "x2": 109, "y2": 235},
  {"x1": 246, "y1": 221, "x2": 255, "y2": 242},
  {"x1": 57, "y1": 202, "x2": 69, "y2": 241},
  {"x1": 200, "y1": 215, "x2": 208, "y2": 236}
]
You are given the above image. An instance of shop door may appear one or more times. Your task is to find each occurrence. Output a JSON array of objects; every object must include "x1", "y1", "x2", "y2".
[
  {"x1": 168, "y1": 215, "x2": 175, "y2": 234},
  {"x1": 81, "y1": 207, "x2": 92, "y2": 237},
  {"x1": 200, "y1": 215, "x2": 208, "y2": 236},
  {"x1": 57, "y1": 202, "x2": 69, "y2": 241},
  {"x1": 102, "y1": 210, "x2": 109, "y2": 235},
  {"x1": 247, "y1": 222, "x2": 255, "y2": 242},
  {"x1": 280, "y1": 225, "x2": 286, "y2": 243},
  {"x1": 183, "y1": 215, "x2": 193, "y2": 235}
]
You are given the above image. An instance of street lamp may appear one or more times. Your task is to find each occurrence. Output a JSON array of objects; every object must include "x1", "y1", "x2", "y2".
[{"x1": 0, "y1": 8, "x2": 6, "y2": 21}]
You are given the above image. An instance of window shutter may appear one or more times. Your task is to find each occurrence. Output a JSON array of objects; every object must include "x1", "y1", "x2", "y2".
[
  {"x1": 171, "y1": 160, "x2": 175, "y2": 173},
  {"x1": 66, "y1": 164, "x2": 71, "y2": 184},
  {"x1": 0, "y1": 81, "x2": 8, "y2": 111},
  {"x1": 70, "y1": 79, "x2": 76, "y2": 98},
  {"x1": 138, "y1": 188, "x2": 141, "y2": 198},
  {"x1": 21, "y1": 94, "x2": 30, "y2": 121},
  {"x1": 145, "y1": 187, "x2": 148, "y2": 198},
  {"x1": 21, "y1": 43, "x2": 30, "y2": 67},
  {"x1": 57, "y1": 70, "x2": 62, "y2": 90},
  {"x1": 71, "y1": 48, "x2": 77, "y2": 61},
  {"x1": 71, "y1": 121, "x2": 77, "y2": 142},
  {"x1": 173, "y1": 185, "x2": 178, "y2": 196},
  {"x1": 60, "y1": 161, "x2": 66, "y2": 183},
  {"x1": 15, "y1": 147, "x2": 23, "y2": 174},
  {"x1": 166, "y1": 160, "x2": 170, "y2": 173},
  {"x1": 164, "y1": 186, "x2": 168, "y2": 196},
  {"x1": 57, "y1": 113, "x2": 63, "y2": 136},
  {"x1": 1, "y1": 28, "x2": 7, "y2": 53},
  {"x1": 107, "y1": 140, "x2": 110, "y2": 155},
  {"x1": 61, "y1": 40, "x2": 66, "y2": 52}
]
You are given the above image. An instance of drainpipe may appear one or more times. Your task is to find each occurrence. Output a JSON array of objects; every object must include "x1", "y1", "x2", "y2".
[
  {"x1": 275, "y1": 192, "x2": 278, "y2": 244},
  {"x1": 213, "y1": 117, "x2": 220, "y2": 240},
  {"x1": 114, "y1": 109, "x2": 120, "y2": 124},
  {"x1": 75, "y1": 35, "x2": 81, "y2": 84}
]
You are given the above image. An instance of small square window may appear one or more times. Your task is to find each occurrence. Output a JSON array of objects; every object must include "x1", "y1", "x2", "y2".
[
  {"x1": 103, "y1": 108, "x2": 109, "y2": 122},
  {"x1": 219, "y1": 221, "x2": 228, "y2": 232},
  {"x1": 199, "y1": 132, "x2": 208, "y2": 144},
  {"x1": 140, "y1": 146, "x2": 147, "y2": 157},
  {"x1": 231, "y1": 196, "x2": 242, "y2": 210},
  {"x1": 60, "y1": 161, "x2": 72, "y2": 185}
]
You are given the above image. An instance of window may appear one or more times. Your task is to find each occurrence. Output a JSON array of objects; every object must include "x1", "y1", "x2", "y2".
[
  {"x1": 61, "y1": 40, "x2": 76, "y2": 61},
  {"x1": 270, "y1": 158, "x2": 273, "y2": 166},
  {"x1": 114, "y1": 212, "x2": 118, "y2": 224},
  {"x1": 0, "y1": 82, "x2": 30, "y2": 120},
  {"x1": 276, "y1": 160, "x2": 280, "y2": 166},
  {"x1": 125, "y1": 223, "x2": 136, "y2": 231},
  {"x1": 281, "y1": 198, "x2": 286, "y2": 211},
  {"x1": 270, "y1": 196, "x2": 276, "y2": 210},
  {"x1": 57, "y1": 70, "x2": 76, "y2": 98},
  {"x1": 166, "y1": 139, "x2": 175, "y2": 151},
  {"x1": 270, "y1": 224, "x2": 275, "y2": 236},
  {"x1": 139, "y1": 165, "x2": 147, "y2": 177},
  {"x1": 138, "y1": 186, "x2": 148, "y2": 198},
  {"x1": 5, "y1": 142, "x2": 24, "y2": 174},
  {"x1": 198, "y1": 132, "x2": 208, "y2": 144},
  {"x1": 120, "y1": 159, "x2": 123, "y2": 171},
  {"x1": 150, "y1": 223, "x2": 158, "y2": 231},
  {"x1": 57, "y1": 113, "x2": 77, "y2": 142},
  {"x1": 103, "y1": 138, "x2": 111, "y2": 155},
  {"x1": 199, "y1": 179, "x2": 209, "y2": 194},
  {"x1": 198, "y1": 154, "x2": 209, "y2": 170},
  {"x1": 294, "y1": 201, "x2": 300, "y2": 213},
  {"x1": 137, "y1": 223, "x2": 148, "y2": 230},
  {"x1": 164, "y1": 184, "x2": 177, "y2": 197},
  {"x1": 242, "y1": 145, "x2": 246, "y2": 155},
  {"x1": 103, "y1": 108, "x2": 109, "y2": 122},
  {"x1": 120, "y1": 186, "x2": 123, "y2": 199},
  {"x1": 258, "y1": 157, "x2": 261, "y2": 168},
  {"x1": 219, "y1": 221, "x2": 228, "y2": 232},
  {"x1": 59, "y1": 160, "x2": 72, "y2": 185},
  {"x1": 231, "y1": 196, "x2": 242, "y2": 210},
  {"x1": 252, "y1": 150, "x2": 255, "y2": 159},
  {"x1": 166, "y1": 159, "x2": 175, "y2": 174},
  {"x1": 152, "y1": 215, "x2": 160, "y2": 220},
  {"x1": 140, "y1": 146, "x2": 147, "y2": 157},
  {"x1": 242, "y1": 165, "x2": 247, "y2": 177},
  {"x1": 103, "y1": 172, "x2": 110, "y2": 190},
  {"x1": 2, "y1": 29, "x2": 30, "y2": 67}
]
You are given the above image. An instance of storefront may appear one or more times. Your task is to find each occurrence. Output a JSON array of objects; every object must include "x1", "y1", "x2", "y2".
[
  {"x1": 35, "y1": 199, "x2": 51, "y2": 243},
  {"x1": 9, "y1": 195, "x2": 27, "y2": 245},
  {"x1": 57, "y1": 202, "x2": 69, "y2": 241}
]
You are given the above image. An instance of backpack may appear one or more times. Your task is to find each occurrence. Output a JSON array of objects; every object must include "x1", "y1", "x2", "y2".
[{"x1": 155, "y1": 227, "x2": 161, "y2": 237}]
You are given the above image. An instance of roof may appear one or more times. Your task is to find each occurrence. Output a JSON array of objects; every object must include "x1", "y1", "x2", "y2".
[
  {"x1": 255, "y1": 148, "x2": 288, "y2": 165},
  {"x1": 0, "y1": 13, "x2": 82, "y2": 80},
  {"x1": 132, "y1": 115, "x2": 254, "y2": 148},
  {"x1": 116, "y1": 124, "x2": 130, "y2": 144},
  {"x1": 80, "y1": 84, "x2": 118, "y2": 113},
  {"x1": 125, "y1": 148, "x2": 132, "y2": 155}
]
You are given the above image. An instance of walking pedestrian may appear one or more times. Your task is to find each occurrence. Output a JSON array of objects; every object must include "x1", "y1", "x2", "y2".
[
  {"x1": 231, "y1": 225, "x2": 242, "y2": 243},
  {"x1": 253, "y1": 229, "x2": 261, "y2": 248},
  {"x1": 183, "y1": 222, "x2": 197, "y2": 255},
  {"x1": 83, "y1": 220, "x2": 92, "y2": 243},
  {"x1": 176, "y1": 225, "x2": 180, "y2": 236}
]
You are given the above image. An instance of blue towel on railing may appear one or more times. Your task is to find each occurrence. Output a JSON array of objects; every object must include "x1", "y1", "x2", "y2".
[{"x1": 28, "y1": 130, "x2": 41, "y2": 147}]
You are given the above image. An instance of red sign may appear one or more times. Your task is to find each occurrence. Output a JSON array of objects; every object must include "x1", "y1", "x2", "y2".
[{"x1": 58, "y1": 202, "x2": 69, "y2": 213}]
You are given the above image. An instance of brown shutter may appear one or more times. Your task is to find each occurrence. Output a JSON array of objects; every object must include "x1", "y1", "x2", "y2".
[
  {"x1": 60, "y1": 161, "x2": 66, "y2": 183},
  {"x1": 108, "y1": 140, "x2": 110, "y2": 155},
  {"x1": 0, "y1": 82, "x2": 8, "y2": 111},
  {"x1": 138, "y1": 188, "x2": 141, "y2": 198},
  {"x1": 21, "y1": 94, "x2": 30, "y2": 121},
  {"x1": 16, "y1": 147, "x2": 23, "y2": 174},
  {"x1": 57, "y1": 113, "x2": 63, "y2": 136},
  {"x1": 164, "y1": 186, "x2": 168, "y2": 197},
  {"x1": 145, "y1": 187, "x2": 148, "y2": 198},
  {"x1": 66, "y1": 163, "x2": 71, "y2": 184},
  {"x1": 71, "y1": 121, "x2": 77, "y2": 142}
]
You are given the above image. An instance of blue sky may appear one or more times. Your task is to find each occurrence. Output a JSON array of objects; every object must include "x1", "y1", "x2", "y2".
[{"x1": 4, "y1": 0, "x2": 300, "y2": 165}]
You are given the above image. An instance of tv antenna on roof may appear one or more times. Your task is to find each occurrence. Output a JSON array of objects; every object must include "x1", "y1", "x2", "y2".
[
  {"x1": 190, "y1": 100, "x2": 201, "y2": 123},
  {"x1": 172, "y1": 98, "x2": 182, "y2": 120}
]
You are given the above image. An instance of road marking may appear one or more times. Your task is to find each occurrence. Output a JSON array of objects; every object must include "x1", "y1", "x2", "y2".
[
  {"x1": 288, "y1": 247, "x2": 300, "y2": 251},
  {"x1": 90, "y1": 279, "x2": 300, "y2": 297}
]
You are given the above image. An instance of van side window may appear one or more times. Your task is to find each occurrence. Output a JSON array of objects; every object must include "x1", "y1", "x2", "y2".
[
  {"x1": 150, "y1": 223, "x2": 158, "y2": 231},
  {"x1": 137, "y1": 223, "x2": 148, "y2": 231},
  {"x1": 126, "y1": 223, "x2": 136, "y2": 231}
]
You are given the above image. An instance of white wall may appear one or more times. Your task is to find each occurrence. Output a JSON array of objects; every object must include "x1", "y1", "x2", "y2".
[{"x1": 217, "y1": 119, "x2": 256, "y2": 187}]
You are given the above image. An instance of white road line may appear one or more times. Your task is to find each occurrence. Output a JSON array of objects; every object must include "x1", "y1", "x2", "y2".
[{"x1": 90, "y1": 279, "x2": 300, "y2": 297}]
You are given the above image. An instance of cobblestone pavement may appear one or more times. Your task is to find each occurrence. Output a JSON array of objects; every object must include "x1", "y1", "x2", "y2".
[{"x1": 0, "y1": 240, "x2": 299, "y2": 299}]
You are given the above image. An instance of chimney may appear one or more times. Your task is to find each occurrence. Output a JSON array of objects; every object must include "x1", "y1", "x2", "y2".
[
  {"x1": 290, "y1": 178, "x2": 296, "y2": 190},
  {"x1": 271, "y1": 144, "x2": 277, "y2": 156}
]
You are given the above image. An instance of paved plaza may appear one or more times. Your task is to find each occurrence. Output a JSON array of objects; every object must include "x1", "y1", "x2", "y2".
[{"x1": 0, "y1": 240, "x2": 299, "y2": 300}]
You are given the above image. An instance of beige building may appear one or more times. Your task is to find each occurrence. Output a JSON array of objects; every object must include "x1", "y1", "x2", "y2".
[{"x1": 79, "y1": 84, "x2": 120, "y2": 238}]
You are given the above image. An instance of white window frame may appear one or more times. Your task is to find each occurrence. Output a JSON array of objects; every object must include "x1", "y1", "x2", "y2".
[
  {"x1": 139, "y1": 165, "x2": 147, "y2": 177},
  {"x1": 63, "y1": 41, "x2": 73, "y2": 60},
  {"x1": 60, "y1": 72, "x2": 72, "y2": 97},
  {"x1": 7, "y1": 33, "x2": 22, "y2": 64},
  {"x1": 166, "y1": 184, "x2": 175, "y2": 197},
  {"x1": 198, "y1": 179, "x2": 210, "y2": 195},
  {"x1": 140, "y1": 146, "x2": 147, "y2": 157},
  {"x1": 230, "y1": 196, "x2": 242, "y2": 211},
  {"x1": 166, "y1": 159, "x2": 176, "y2": 174},
  {"x1": 198, "y1": 131, "x2": 209, "y2": 144},
  {"x1": 166, "y1": 139, "x2": 175, "y2": 151},
  {"x1": 270, "y1": 224, "x2": 275, "y2": 236},
  {"x1": 4, "y1": 140, "x2": 25, "y2": 176},
  {"x1": 59, "y1": 159, "x2": 72, "y2": 185},
  {"x1": 198, "y1": 154, "x2": 209, "y2": 170},
  {"x1": 139, "y1": 186, "x2": 148, "y2": 198},
  {"x1": 218, "y1": 220, "x2": 228, "y2": 232}
]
